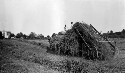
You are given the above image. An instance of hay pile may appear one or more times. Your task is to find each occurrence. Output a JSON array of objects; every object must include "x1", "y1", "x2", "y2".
[{"x1": 49, "y1": 22, "x2": 116, "y2": 61}]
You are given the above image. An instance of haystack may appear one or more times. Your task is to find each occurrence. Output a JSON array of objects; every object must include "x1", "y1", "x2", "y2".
[{"x1": 49, "y1": 22, "x2": 116, "y2": 61}]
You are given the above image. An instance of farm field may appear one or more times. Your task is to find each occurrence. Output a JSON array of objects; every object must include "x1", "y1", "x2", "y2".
[{"x1": 1, "y1": 39, "x2": 125, "y2": 73}]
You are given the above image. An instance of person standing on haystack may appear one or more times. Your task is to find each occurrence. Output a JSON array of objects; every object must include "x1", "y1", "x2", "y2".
[
  {"x1": 71, "y1": 22, "x2": 73, "y2": 28},
  {"x1": 64, "y1": 24, "x2": 66, "y2": 31},
  {"x1": 64, "y1": 24, "x2": 66, "y2": 55}
]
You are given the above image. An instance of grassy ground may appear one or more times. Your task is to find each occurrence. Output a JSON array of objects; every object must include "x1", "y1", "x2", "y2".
[
  {"x1": 0, "y1": 39, "x2": 125, "y2": 73},
  {"x1": 0, "y1": 39, "x2": 59, "y2": 73}
]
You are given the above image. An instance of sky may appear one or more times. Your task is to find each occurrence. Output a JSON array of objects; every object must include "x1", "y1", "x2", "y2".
[{"x1": 0, "y1": 0, "x2": 125, "y2": 36}]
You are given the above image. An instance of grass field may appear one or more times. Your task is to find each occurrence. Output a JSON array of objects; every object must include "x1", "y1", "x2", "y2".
[{"x1": 0, "y1": 39, "x2": 125, "y2": 73}]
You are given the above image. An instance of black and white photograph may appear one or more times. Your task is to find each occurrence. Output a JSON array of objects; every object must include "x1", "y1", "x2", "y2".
[{"x1": 0, "y1": 0, "x2": 125, "y2": 73}]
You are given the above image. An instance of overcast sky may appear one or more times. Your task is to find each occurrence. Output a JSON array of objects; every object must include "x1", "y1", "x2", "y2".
[{"x1": 0, "y1": 0, "x2": 125, "y2": 36}]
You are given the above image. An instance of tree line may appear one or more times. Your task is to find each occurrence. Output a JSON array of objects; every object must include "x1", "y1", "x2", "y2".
[
  {"x1": 14, "y1": 32, "x2": 47, "y2": 39},
  {"x1": 14, "y1": 31, "x2": 65, "y2": 39},
  {"x1": 0, "y1": 31, "x2": 48, "y2": 39},
  {"x1": 102, "y1": 29, "x2": 125, "y2": 38},
  {"x1": 1, "y1": 29, "x2": 125, "y2": 39},
  {"x1": 0, "y1": 30, "x2": 65, "y2": 39}
]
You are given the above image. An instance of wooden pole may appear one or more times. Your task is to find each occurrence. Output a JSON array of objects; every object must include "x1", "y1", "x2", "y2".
[{"x1": 90, "y1": 24, "x2": 116, "y2": 52}]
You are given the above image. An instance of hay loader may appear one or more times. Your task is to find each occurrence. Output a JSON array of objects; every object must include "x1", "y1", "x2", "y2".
[{"x1": 48, "y1": 22, "x2": 117, "y2": 61}]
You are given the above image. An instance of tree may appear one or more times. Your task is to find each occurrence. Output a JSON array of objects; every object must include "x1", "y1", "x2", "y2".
[
  {"x1": 16, "y1": 32, "x2": 24, "y2": 38},
  {"x1": 51, "y1": 33, "x2": 56, "y2": 38},
  {"x1": 0, "y1": 31, "x2": 4, "y2": 39},
  {"x1": 28, "y1": 32, "x2": 37, "y2": 39},
  {"x1": 23, "y1": 34, "x2": 28, "y2": 39},
  {"x1": 37, "y1": 34, "x2": 44, "y2": 39},
  {"x1": 47, "y1": 35, "x2": 50, "y2": 39},
  {"x1": 9, "y1": 33, "x2": 15, "y2": 38},
  {"x1": 110, "y1": 30, "x2": 113, "y2": 34},
  {"x1": 107, "y1": 31, "x2": 110, "y2": 34},
  {"x1": 122, "y1": 29, "x2": 125, "y2": 34},
  {"x1": 47, "y1": 35, "x2": 51, "y2": 43}
]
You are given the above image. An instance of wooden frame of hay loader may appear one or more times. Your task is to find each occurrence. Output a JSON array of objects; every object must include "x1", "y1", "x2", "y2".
[{"x1": 48, "y1": 22, "x2": 117, "y2": 61}]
